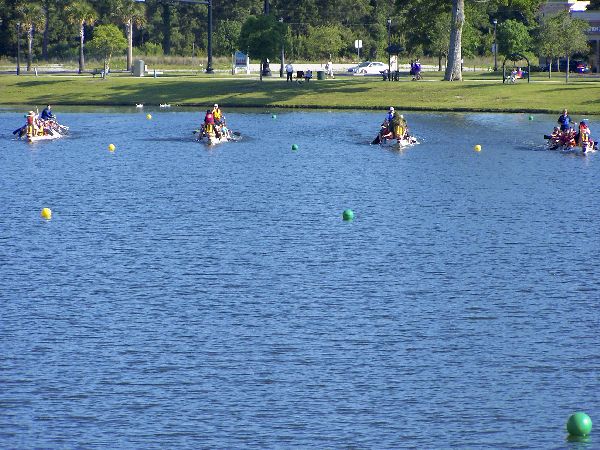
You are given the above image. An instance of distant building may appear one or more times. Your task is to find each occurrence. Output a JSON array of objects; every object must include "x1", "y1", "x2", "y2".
[{"x1": 540, "y1": 0, "x2": 600, "y2": 72}]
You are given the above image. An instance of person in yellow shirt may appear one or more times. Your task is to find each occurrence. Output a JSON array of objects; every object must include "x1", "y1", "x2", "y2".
[{"x1": 212, "y1": 103, "x2": 223, "y2": 125}]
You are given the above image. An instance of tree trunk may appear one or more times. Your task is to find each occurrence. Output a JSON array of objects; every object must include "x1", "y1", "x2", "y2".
[
  {"x1": 444, "y1": 0, "x2": 464, "y2": 81},
  {"x1": 27, "y1": 26, "x2": 33, "y2": 71},
  {"x1": 127, "y1": 19, "x2": 133, "y2": 72},
  {"x1": 79, "y1": 23, "x2": 85, "y2": 74},
  {"x1": 163, "y1": 4, "x2": 171, "y2": 55},
  {"x1": 565, "y1": 54, "x2": 569, "y2": 84},
  {"x1": 438, "y1": 53, "x2": 442, "y2": 71},
  {"x1": 42, "y1": 0, "x2": 50, "y2": 59}
]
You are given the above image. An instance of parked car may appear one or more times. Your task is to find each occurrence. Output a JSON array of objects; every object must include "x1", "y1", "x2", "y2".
[
  {"x1": 571, "y1": 60, "x2": 590, "y2": 73},
  {"x1": 541, "y1": 59, "x2": 590, "y2": 73},
  {"x1": 348, "y1": 61, "x2": 387, "y2": 75},
  {"x1": 347, "y1": 61, "x2": 371, "y2": 73}
]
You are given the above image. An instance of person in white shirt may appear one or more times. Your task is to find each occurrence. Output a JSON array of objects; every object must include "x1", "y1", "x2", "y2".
[
  {"x1": 285, "y1": 63, "x2": 294, "y2": 82},
  {"x1": 326, "y1": 60, "x2": 334, "y2": 78}
]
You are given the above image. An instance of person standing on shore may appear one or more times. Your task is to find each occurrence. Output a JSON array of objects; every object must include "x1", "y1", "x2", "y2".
[
  {"x1": 285, "y1": 62, "x2": 294, "y2": 82},
  {"x1": 326, "y1": 60, "x2": 334, "y2": 78}
]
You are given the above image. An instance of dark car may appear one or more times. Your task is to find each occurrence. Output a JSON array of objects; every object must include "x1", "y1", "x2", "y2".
[
  {"x1": 541, "y1": 59, "x2": 590, "y2": 73},
  {"x1": 571, "y1": 60, "x2": 590, "y2": 74}
]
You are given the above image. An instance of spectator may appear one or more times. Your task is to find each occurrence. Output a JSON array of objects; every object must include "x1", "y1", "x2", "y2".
[
  {"x1": 285, "y1": 62, "x2": 294, "y2": 82},
  {"x1": 326, "y1": 60, "x2": 334, "y2": 78}
]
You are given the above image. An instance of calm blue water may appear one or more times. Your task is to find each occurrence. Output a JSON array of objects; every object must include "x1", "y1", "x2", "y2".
[{"x1": 1, "y1": 108, "x2": 599, "y2": 449}]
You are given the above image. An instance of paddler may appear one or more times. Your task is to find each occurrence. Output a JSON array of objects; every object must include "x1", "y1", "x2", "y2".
[
  {"x1": 378, "y1": 107, "x2": 395, "y2": 141},
  {"x1": 577, "y1": 120, "x2": 591, "y2": 147},
  {"x1": 26, "y1": 110, "x2": 36, "y2": 137},
  {"x1": 391, "y1": 112, "x2": 408, "y2": 140},
  {"x1": 204, "y1": 108, "x2": 215, "y2": 135},
  {"x1": 212, "y1": 103, "x2": 223, "y2": 125}
]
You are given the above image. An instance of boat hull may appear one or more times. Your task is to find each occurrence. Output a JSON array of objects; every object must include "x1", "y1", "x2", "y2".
[
  {"x1": 548, "y1": 141, "x2": 596, "y2": 155},
  {"x1": 380, "y1": 136, "x2": 419, "y2": 147},
  {"x1": 26, "y1": 133, "x2": 64, "y2": 143}
]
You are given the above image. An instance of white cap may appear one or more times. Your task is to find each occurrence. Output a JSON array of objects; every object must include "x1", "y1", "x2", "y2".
[
  {"x1": 214, "y1": 103, "x2": 218, "y2": 107},
  {"x1": 389, "y1": 107, "x2": 394, "y2": 111}
]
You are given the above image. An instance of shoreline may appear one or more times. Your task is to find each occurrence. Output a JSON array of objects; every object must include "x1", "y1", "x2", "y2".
[{"x1": 2, "y1": 75, "x2": 599, "y2": 116}]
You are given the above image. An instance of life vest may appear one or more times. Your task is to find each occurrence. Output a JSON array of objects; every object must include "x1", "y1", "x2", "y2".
[
  {"x1": 213, "y1": 109, "x2": 222, "y2": 121},
  {"x1": 27, "y1": 115, "x2": 34, "y2": 125},
  {"x1": 205, "y1": 123, "x2": 213, "y2": 134},
  {"x1": 205, "y1": 113, "x2": 214, "y2": 124}
]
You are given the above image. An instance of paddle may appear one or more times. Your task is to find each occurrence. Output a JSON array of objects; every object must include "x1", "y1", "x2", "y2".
[
  {"x1": 13, "y1": 126, "x2": 24, "y2": 135},
  {"x1": 543, "y1": 135, "x2": 552, "y2": 140},
  {"x1": 371, "y1": 134, "x2": 381, "y2": 145}
]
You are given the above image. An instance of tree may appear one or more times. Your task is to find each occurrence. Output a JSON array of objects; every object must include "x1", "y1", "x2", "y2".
[
  {"x1": 214, "y1": 19, "x2": 242, "y2": 57},
  {"x1": 444, "y1": 0, "x2": 464, "y2": 81},
  {"x1": 238, "y1": 14, "x2": 287, "y2": 80},
  {"x1": 304, "y1": 25, "x2": 344, "y2": 61},
  {"x1": 546, "y1": 10, "x2": 589, "y2": 83},
  {"x1": 428, "y1": 12, "x2": 451, "y2": 71},
  {"x1": 66, "y1": 0, "x2": 97, "y2": 74},
  {"x1": 41, "y1": 0, "x2": 50, "y2": 59},
  {"x1": 536, "y1": 18, "x2": 561, "y2": 78},
  {"x1": 111, "y1": 0, "x2": 146, "y2": 71},
  {"x1": 89, "y1": 24, "x2": 127, "y2": 76},
  {"x1": 16, "y1": 1, "x2": 45, "y2": 71},
  {"x1": 497, "y1": 19, "x2": 532, "y2": 56}
]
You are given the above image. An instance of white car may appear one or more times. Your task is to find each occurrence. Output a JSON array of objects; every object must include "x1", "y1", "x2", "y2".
[{"x1": 350, "y1": 61, "x2": 387, "y2": 75}]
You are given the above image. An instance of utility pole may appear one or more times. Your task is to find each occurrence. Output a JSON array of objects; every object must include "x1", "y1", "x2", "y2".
[
  {"x1": 16, "y1": 22, "x2": 21, "y2": 76},
  {"x1": 387, "y1": 18, "x2": 391, "y2": 81},
  {"x1": 493, "y1": 19, "x2": 498, "y2": 72}
]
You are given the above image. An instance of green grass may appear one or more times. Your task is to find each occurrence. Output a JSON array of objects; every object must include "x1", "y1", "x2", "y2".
[{"x1": 1, "y1": 74, "x2": 599, "y2": 114}]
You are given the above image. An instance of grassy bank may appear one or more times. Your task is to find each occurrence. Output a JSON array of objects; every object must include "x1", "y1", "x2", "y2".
[{"x1": 1, "y1": 74, "x2": 599, "y2": 114}]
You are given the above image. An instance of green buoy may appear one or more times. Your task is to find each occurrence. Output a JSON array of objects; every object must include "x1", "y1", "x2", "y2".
[
  {"x1": 529, "y1": 115, "x2": 534, "y2": 120},
  {"x1": 342, "y1": 209, "x2": 354, "y2": 221},
  {"x1": 291, "y1": 144, "x2": 298, "y2": 151},
  {"x1": 272, "y1": 114, "x2": 277, "y2": 119},
  {"x1": 567, "y1": 412, "x2": 592, "y2": 437}
]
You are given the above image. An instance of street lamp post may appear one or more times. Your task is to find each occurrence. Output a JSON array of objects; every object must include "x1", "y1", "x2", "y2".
[
  {"x1": 135, "y1": 0, "x2": 212, "y2": 73},
  {"x1": 493, "y1": 19, "x2": 498, "y2": 72},
  {"x1": 279, "y1": 17, "x2": 284, "y2": 78},
  {"x1": 387, "y1": 18, "x2": 391, "y2": 81},
  {"x1": 16, "y1": 22, "x2": 21, "y2": 76}
]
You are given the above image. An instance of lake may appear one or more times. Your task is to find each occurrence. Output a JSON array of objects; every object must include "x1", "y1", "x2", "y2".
[{"x1": 1, "y1": 107, "x2": 599, "y2": 449}]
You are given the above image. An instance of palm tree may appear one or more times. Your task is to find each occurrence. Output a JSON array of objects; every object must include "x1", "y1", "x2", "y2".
[
  {"x1": 112, "y1": 0, "x2": 146, "y2": 72},
  {"x1": 66, "y1": 0, "x2": 97, "y2": 74},
  {"x1": 16, "y1": 2, "x2": 45, "y2": 72}
]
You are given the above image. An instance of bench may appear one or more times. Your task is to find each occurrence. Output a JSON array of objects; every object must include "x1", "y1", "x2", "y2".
[{"x1": 92, "y1": 68, "x2": 103, "y2": 77}]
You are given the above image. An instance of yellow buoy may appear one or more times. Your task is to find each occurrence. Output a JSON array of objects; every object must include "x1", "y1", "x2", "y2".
[
  {"x1": 108, "y1": 144, "x2": 116, "y2": 152},
  {"x1": 146, "y1": 114, "x2": 152, "y2": 120},
  {"x1": 474, "y1": 144, "x2": 482, "y2": 152},
  {"x1": 41, "y1": 207, "x2": 52, "y2": 220}
]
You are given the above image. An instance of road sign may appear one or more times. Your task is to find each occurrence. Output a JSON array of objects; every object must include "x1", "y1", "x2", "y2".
[{"x1": 354, "y1": 40, "x2": 363, "y2": 49}]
